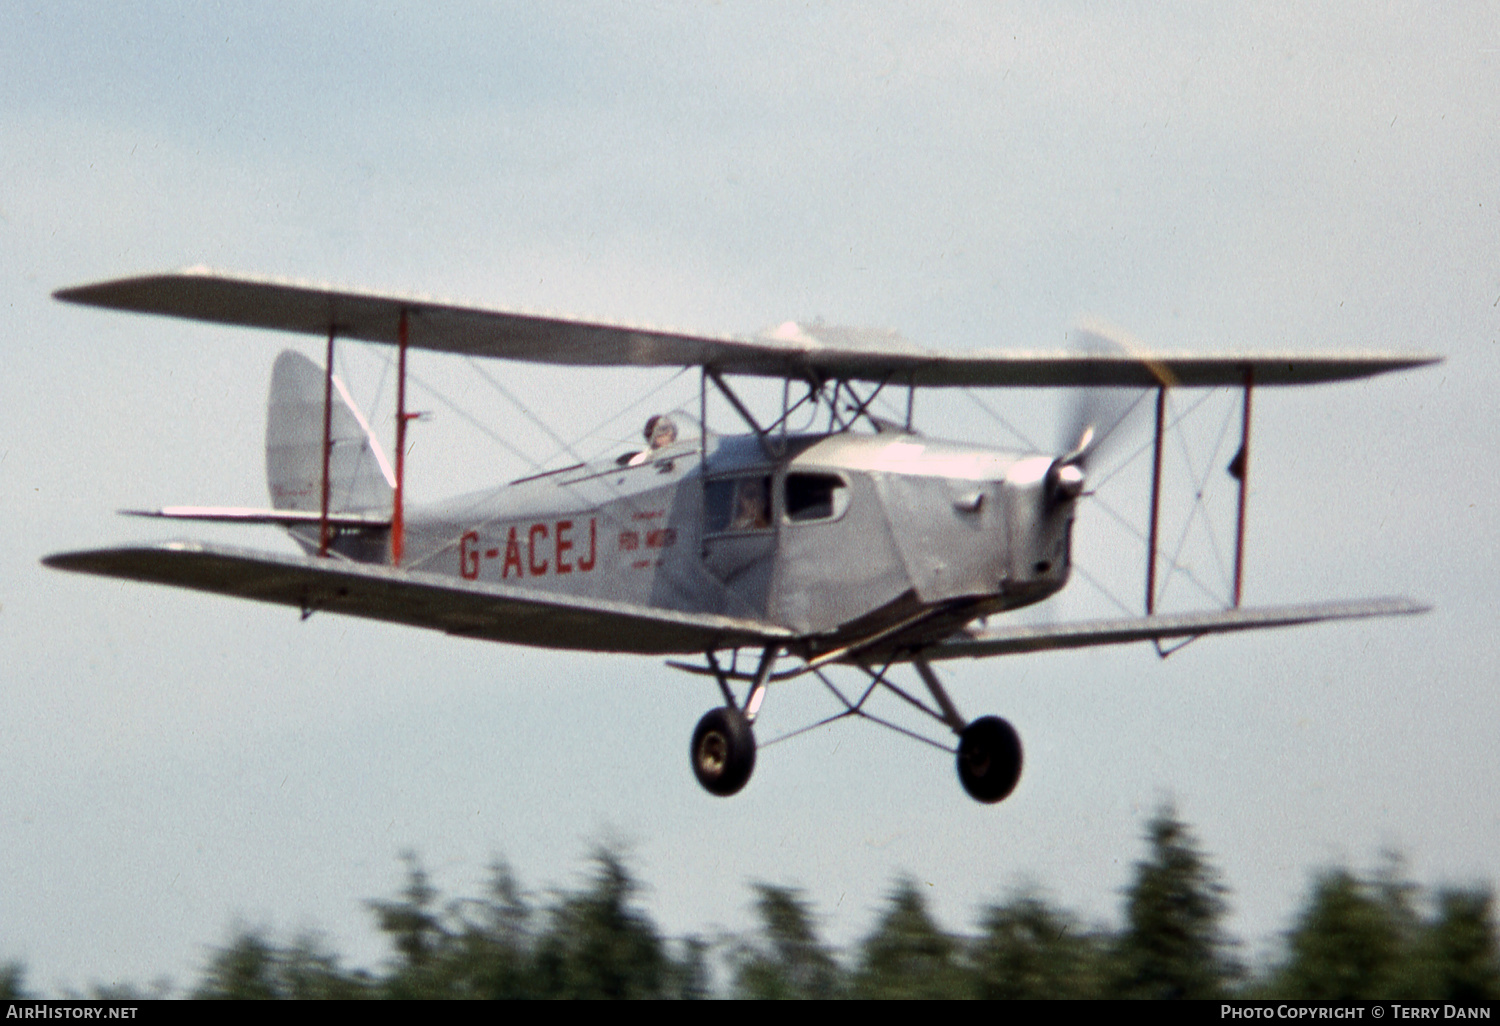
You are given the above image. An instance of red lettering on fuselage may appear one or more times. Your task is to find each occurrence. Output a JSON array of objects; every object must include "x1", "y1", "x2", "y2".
[
  {"x1": 461, "y1": 518, "x2": 599, "y2": 580},
  {"x1": 502, "y1": 527, "x2": 523, "y2": 578},
  {"x1": 528, "y1": 523, "x2": 549, "y2": 575},
  {"x1": 460, "y1": 530, "x2": 480, "y2": 579},
  {"x1": 578, "y1": 518, "x2": 596, "y2": 571},
  {"x1": 556, "y1": 520, "x2": 574, "y2": 574}
]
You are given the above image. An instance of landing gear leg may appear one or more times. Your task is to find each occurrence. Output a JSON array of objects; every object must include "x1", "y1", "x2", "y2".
[
  {"x1": 690, "y1": 647, "x2": 776, "y2": 797},
  {"x1": 916, "y1": 658, "x2": 1023, "y2": 804}
]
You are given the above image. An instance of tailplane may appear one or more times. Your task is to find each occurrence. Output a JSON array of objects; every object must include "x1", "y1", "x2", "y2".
[{"x1": 266, "y1": 350, "x2": 394, "y2": 514}]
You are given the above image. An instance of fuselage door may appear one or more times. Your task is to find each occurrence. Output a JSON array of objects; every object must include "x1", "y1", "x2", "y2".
[
  {"x1": 702, "y1": 472, "x2": 777, "y2": 616},
  {"x1": 771, "y1": 469, "x2": 911, "y2": 633}
]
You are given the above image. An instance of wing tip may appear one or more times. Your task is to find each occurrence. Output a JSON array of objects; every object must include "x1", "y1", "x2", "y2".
[
  {"x1": 1377, "y1": 595, "x2": 1433, "y2": 616},
  {"x1": 43, "y1": 541, "x2": 201, "y2": 571},
  {"x1": 42, "y1": 547, "x2": 122, "y2": 574}
]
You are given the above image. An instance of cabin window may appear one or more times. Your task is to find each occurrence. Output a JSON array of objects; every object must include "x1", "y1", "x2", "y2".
[
  {"x1": 705, "y1": 475, "x2": 772, "y2": 534},
  {"x1": 784, "y1": 472, "x2": 847, "y2": 523}
]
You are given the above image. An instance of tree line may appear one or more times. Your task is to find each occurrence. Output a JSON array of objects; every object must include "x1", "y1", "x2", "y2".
[{"x1": 3, "y1": 807, "x2": 1495, "y2": 999}]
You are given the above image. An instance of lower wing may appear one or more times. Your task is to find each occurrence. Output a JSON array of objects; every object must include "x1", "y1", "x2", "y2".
[
  {"x1": 43, "y1": 541, "x2": 791, "y2": 656},
  {"x1": 922, "y1": 598, "x2": 1428, "y2": 660}
]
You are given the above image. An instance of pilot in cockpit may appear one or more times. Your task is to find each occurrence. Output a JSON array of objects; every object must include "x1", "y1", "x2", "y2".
[
  {"x1": 645, "y1": 414, "x2": 677, "y2": 449},
  {"x1": 624, "y1": 414, "x2": 678, "y2": 466}
]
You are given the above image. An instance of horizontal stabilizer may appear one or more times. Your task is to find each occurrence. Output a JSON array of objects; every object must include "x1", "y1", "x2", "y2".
[
  {"x1": 123, "y1": 507, "x2": 391, "y2": 529},
  {"x1": 924, "y1": 598, "x2": 1429, "y2": 660},
  {"x1": 56, "y1": 269, "x2": 1440, "y2": 387},
  {"x1": 42, "y1": 542, "x2": 792, "y2": 655}
]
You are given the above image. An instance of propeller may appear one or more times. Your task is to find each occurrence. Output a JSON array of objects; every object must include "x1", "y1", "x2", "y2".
[
  {"x1": 1049, "y1": 319, "x2": 1152, "y2": 503},
  {"x1": 1056, "y1": 319, "x2": 1152, "y2": 471}
]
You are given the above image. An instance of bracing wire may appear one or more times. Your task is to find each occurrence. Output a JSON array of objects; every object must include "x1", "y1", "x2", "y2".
[
  {"x1": 1158, "y1": 392, "x2": 1240, "y2": 610},
  {"x1": 359, "y1": 346, "x2": 542, "y2": 469},
  {"x1": 343, "y1": 347, "x2": 762, "y2": 617},
  {"x1": 1079, "y1": 387, "x2": 1249, "y2": 614},
  {"x1": 962, "y1": 389, "x2": 1041, "y2": 451},
  {"x1": 537, "y1": 366, "x2": 694, "y2": 466}
]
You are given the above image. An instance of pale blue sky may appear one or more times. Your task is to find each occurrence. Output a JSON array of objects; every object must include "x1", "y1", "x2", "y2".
[{"x1": 3, "y1": 2, "x2": 1496, "y2": 990}]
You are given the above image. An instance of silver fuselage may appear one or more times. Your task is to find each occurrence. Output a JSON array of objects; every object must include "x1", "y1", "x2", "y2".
[{"x1": 304, "y1": 432, "x2": 1076, "y2": 653}]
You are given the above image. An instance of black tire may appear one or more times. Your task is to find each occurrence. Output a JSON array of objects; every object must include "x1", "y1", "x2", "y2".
[
  {"x1": 956, "y1": 716, "x2": 1023, "y2": 804},
  {"x1": 691, "y1": 706, "x2": 757, "y2": 797}
]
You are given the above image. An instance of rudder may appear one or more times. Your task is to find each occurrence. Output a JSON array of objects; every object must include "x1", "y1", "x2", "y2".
[{"x1": 266, "y1": 350, "x2": 394, "y2": 514}]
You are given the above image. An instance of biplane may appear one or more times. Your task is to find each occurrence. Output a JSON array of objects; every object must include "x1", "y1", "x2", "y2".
[{"x1": 45, "y1": 269, "x2": 1438, "y2": 803}]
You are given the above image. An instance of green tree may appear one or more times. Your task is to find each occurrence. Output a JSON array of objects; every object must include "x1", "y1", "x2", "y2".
[
  {"x1": 368, "y1": 853, "x2": 455, "y2": 997},
  {"x1": 1409, "y1": 887, "x2": 1499, "y2": 1000},
  {"x1": 532, "y1": 847, "x2": 669, "y2": 999},
  {"x1": 973, "y1": 891, "x2": 1109, "y2": 999},
  {"x1": 194, "y1": 927, "x2": 367, "y2": 999},
  {"x1": 194, "y1": 928, "x2": 281, "y2": 999},
  {"x1": 1274, "y1": 868, "x2": 1405, "y2": 999},
  {"x1": 442, "y1": 859, "x2": 537, "y2": 999},
  {"x1": 667, "y1": 935, "x2": 713, "y2": 1000},
  {"x1": 1, "y1": 962, "x2": 28, "y2": 1000},
  {"x1": 852, "y1": 878, "x2": 967, "y2": 999},
  {"x1": 1113, "y1": 805, "x2": 1235, "y2": 998},
  {"x1": 275, "y1": 933, "x2": 370, "y2": 1000},
  {"x1": 369, "y1": 851, "x2": 448, "y2": 997},
  {"x1": 732, "y1": 884, "x2": 844, "y2": 999}
]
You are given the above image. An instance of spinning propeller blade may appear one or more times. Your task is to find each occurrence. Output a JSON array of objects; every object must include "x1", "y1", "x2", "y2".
[{"x1": 1057, "y1": 319, "x2": 1154, "y2": 469}]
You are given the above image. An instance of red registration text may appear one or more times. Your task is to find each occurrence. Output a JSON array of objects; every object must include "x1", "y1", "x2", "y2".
[{"x1": 460, "y1": 518, "x2": 597, "y2": 580}]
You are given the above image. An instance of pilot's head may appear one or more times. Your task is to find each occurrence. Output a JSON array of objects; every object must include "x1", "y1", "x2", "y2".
[{"x1": 644, "y1": 415, "x2": 678, "y2": 449}]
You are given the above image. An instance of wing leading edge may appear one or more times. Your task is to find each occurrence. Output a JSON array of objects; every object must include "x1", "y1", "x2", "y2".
[
  {"x1": 55, "y1": 269, "x2": 1440, "y2": 387},
  {"x1": 42, "y1": 543, "x2": 1426, "y2": 660},
  {"x1": 921, "y1": 598, "x2": 1430, "y2": 661},
  {"x1": 43, "y1": 542, "x2": 792, "y2": 655}
]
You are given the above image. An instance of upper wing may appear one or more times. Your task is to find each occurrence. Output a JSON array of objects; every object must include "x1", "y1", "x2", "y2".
[
  {"x1": 55, "y1": 269, "x2": 1439, "y2": 387},
  {"x1": 920, "y1": 598, "x2": 1429, "y2": 661},
  {"x1": 43, "y1": 542, "x2": 792, "y2": 655}
]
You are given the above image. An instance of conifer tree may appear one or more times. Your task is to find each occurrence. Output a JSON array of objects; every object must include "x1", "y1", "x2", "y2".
[
  {"x1": 852, "y1": 878, "x2": 966, "y2": 999},
  {"x1": 1113, "y1": 805, "x2": 1235, "y2": 998},
  {"x1": 733, "y1": 884, "x2": 843, "y2": 999},
  {"x1": 974, "y1": 891, "x2": 1109, "y2": 998}
]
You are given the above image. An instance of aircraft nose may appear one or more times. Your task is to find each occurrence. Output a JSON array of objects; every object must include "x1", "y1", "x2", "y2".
[{"x1": 1047, "y1": 460, "x2": 1086, "y2": 504}]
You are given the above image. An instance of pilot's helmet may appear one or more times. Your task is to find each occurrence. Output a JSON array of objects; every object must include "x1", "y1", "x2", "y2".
[{"x1": 644, "y1": 414, "x2": 678, "y2": 448}]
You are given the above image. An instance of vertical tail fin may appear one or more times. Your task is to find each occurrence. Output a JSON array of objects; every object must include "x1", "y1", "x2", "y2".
[{"x1": 266, "y1": 350, "x2": 395, "y2": 513}]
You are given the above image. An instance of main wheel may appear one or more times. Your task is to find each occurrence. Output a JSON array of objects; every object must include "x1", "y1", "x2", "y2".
[
  {"x1": 956, "y1": 716, "x2": 1023, "y2": 804},
  {"x1": 691, "y1": 706, "x2": 757, "y2": 797}
]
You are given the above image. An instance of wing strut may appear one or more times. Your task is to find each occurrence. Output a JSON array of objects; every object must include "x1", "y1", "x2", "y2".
[
  {"x1": 319, "y1": 326, "x2": 336, "y2": 557},
  {"x1": 1145, "y1": 385, "x2": 1166, "y2": 614},
  {"x1": 321, "y1": 314, "x2": 412, "y2": 564},
  {"x1": 1143, "y1": 366, "x2": 1254, "y2": 623},
  {"x1": 1231, "y1": 366, "x2": 1253, "y2": 608},
  {"x1": 706, "y1": 369, "x2": 775, "y2": 459},
  {"x1": 392, "y1": 309, "x2": 410, "y2": 567}
]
